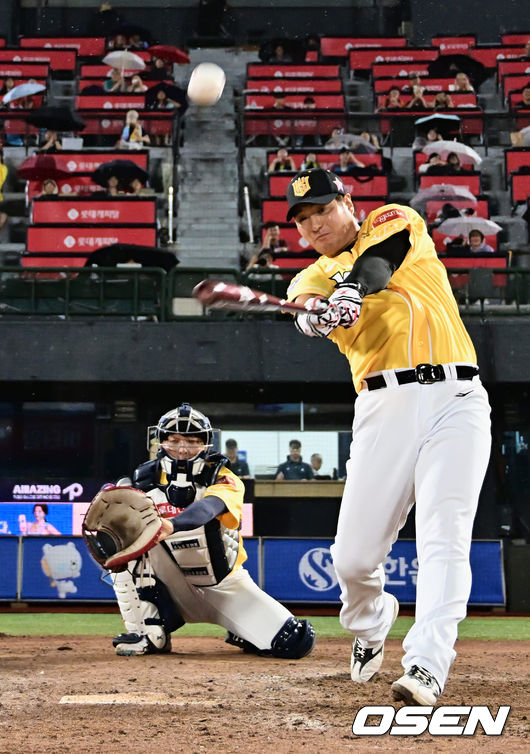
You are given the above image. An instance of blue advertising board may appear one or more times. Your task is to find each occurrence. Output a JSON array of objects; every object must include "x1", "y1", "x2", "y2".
[
  {"x1": 243, "y1": 537, "x2": 259, "y2": 584},
  {"x1": 21, "y1": 536, "x2": 114, "y2": 601},
  {"x1": 0, "y1": 537, "x2": 18, "y2": 599},
  {"x1": 263, "y1": 539, "x2": 505, "y2": 605}
]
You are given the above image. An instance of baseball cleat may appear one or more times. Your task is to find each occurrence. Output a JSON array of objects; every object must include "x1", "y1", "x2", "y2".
[
  {"x1": 351, "y1": 594, "x2": 399, "y2": 682},
  {"x1": 112, "y1": 632, "x2": 172, "y2": 656},
  {"x1": 392, "y1": 665, "x2": 441, "y2": 705}
]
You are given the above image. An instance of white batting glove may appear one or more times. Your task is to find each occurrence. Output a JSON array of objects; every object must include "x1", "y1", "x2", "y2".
[
  {"x1": 295, "y1": 298, "x2": 342, "y2": 338},
  {"x1": 327, "y1": 283, "x2": 364, "y2": 329}
]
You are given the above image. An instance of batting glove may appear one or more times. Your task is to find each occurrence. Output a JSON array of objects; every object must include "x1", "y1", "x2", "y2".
[
  {"x1": 327, "y1": 282, "x2": 364, "y2": 329},
  {"x1": 295, "y1": 298, "x2": 342, "y2": 338}
]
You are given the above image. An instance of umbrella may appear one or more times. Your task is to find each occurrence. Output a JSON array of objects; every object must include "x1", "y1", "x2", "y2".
[
  {"x1": 3, "y1": 82, "x2": 46, "y2": 104},
  {"x1": 27, "y1": 106, "x2": 85, "y2": 132},
  {"x1": 103, "y1": 50, "x2": 146, "y2": 72},
  {"x1": 145, "y1": 81, "x2": 188, "y2": 111},
  {"x1": 148, "y1": 45, "x2": 190, "y2": 65},
  {"x1": 91, "y1": 159, "x2": 149, "y2": 187},
  {"x1": 414, "y1": 113, "x2": 461, "y2": 137},
  {"x1": 85, "y1": 243, "x2": 178, "y2": 271},
  {"x1": 17, "y1": 154, "x2": 71, "y2": 181},
  {"x1": 437, "y1": 217, "x2": 502, "y2": 236},
  {"x1": 428, "y1": 54, "x2": 488, "y2": 88},
  {"x1": 410, "y1": 183, "x2": 478, "y2": 206},
  {"x1": 422, "y1": 140, "x2": 482, "y2": 166}
]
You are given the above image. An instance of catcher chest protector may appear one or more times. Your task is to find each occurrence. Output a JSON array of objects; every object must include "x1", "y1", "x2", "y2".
[{"x1": 134, "y1": 454, "x2": 241, "y2": 587}]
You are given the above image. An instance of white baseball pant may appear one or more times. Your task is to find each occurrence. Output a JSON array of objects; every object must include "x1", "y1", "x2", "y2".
[{"x1": 330, "y1": 370, "x2": 491, "y2": 689}]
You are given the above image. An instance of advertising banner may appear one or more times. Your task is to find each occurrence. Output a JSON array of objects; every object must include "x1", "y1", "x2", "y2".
[
  {"x1": 0, "y1": 537, "x2": 18, "y2": 598},
  {"x1": 263, "y1": 539, "x2": 505, "y2": 605}
]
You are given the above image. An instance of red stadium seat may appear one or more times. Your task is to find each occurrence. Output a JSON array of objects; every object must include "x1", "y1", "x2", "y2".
[
  {"x1": 431, "y1": 36, "x2": 476, "y2": 52},
  {"x1": 432, "y1": 228, "x2": 498, "y2": 253},
  {"x1": 350, "y1": 47, "x2": 438, "y2": 73},
  {"x1": 419, "y1": 173, "x2": 481, "y2": 195},
  {"x1": 245, "y1": 79, "x2": 342, "y2": 94},
  {"x1": 510, "y1": 171, "x2": 530, "y2": 203},
  {"x1": 31, "y1": 198, "x2": 156, "y2": 225},
  {"x1": 246, "y1": 63, "x2": 340, "y2": 79},
  {"x1": 245, "y1": 94, "x2": 344, "y2": 110},
  {"x1": 27, "y1": 226, "x2": 157, "y2": 253},
  {"x1": 320, "y1": 36, "x2": 407, "y2": 57},
  {"x1": 20, "y1": 37, "x2": 106, "y2": 56},
  {"x1": 504, "y1": 149, "x2": 530, "y2": 185}
]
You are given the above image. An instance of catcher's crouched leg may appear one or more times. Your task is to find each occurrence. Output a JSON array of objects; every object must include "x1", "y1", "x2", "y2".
[
  {"x1": 112, "y1": 567, "x2": 185, "y2": 656},
  {"x1": 226, "y1": 618, "x2": 316, "y2": 659}
]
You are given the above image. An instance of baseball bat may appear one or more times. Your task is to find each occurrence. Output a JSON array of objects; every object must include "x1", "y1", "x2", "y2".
[{"x1": 192, "y1": 280, "x2": 328, "y2": 315}]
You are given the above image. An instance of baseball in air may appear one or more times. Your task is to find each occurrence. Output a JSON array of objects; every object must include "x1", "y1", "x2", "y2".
[{"x1": 187, "y1": 63, "x2": 226, "y2": 106}]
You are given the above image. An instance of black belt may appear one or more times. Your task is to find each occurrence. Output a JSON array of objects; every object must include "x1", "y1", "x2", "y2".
[{"x1": 365, "y1": 363, "x2": 479, "y2": 391}]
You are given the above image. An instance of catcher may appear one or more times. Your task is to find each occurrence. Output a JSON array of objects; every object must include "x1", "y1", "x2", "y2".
[{"x1": 83, "y1": 402, "x2": 315, "y2": 659}]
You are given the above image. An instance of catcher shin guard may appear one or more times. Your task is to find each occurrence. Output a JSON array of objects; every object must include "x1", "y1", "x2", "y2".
[
  {"x1": 270, "y1": 618, "x2": 316, "y2": 659},
  {"x1": 112, "y1": 566, "x2": 175, "y2": 655}
]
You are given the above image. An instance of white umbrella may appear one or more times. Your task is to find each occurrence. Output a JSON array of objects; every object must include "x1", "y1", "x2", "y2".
[
  {"x1": 102, "y1": 50, "x2": 146, "y2": 73},
  {"x1": 437, "y1": 217, "x2": 502, "y2": 236},
  {"x1": 2, "y1": 82, "x2": 46, "y2": 104},
  {"x1": 410, "y1": 183, "x2": 478, "y2": 206},
  {"x1": 422, "y1": 140, "x2": 482, "y2": 166}
]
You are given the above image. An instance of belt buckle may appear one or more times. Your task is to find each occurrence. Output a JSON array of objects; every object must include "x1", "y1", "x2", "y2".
[{"x1": 415, "y1": 363, "x2": 443, "y2": 384}]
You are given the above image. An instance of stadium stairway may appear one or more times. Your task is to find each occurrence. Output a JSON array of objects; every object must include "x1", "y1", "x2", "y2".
[{"x1": 175, "y1": 48, "x2": 256, "y2": 268}]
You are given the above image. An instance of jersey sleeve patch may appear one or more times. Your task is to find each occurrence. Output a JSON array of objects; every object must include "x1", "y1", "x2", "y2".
[{"x1": 372, "y1": 208, "x2": 408, "y2": 227}]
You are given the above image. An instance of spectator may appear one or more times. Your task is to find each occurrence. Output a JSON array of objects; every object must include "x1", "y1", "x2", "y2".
[
  {"x1": 412, "y1": 126, "x2": 443, "y2": 151},
  {"x1": 354, "y1": 131, "x2": 381, "y2": 153},
  {"x1": 513, "y1": 85, "x2": 530, "y2": 110},
  {"x1": 246, "y1": 249, "x2": 280, "y2": 281},
  {"x1": 105, "y1": 175, "x2": 121, "y2": 196},
  {"x1": 445, "y1": 151, "x2": 466, "y2": 173},
  {"x1": 18, "y1": 504, "x2": 61, "y2": 535},
  {"x1": 119, "y1": 110, "x2": 150, "y2": 149},
  {"x1": 510, "y1": 124, "x2": 530, "y2": 147},
  {"x1": 269, "y1": 44, "x2": 293, "y2": 64},
  {"x1": 310, "y1": 453, "x2": 323, "y2": 476},
  {"x1": 268, "y1": 147, "x2": 296, "y2": 173},
  {"x1": 331, "y1": 147, "x2": 364, "y2": 175},
  {"x1": 128, "y1": 74, "x2": 147, "y2": 93},
  {"x1": 420, "y1": 153, "x2": 447, "y2": 175},
  {"x1": 469, "y1": 229, "x2": 494, "y2": 253},
  {"x1": 150, "y1": 56, "x2": 173, "y2": 81},
  {"x1": 272, "y1": 92, "x2": 291, "y2": 111},
  {"x1": 39, "y1": 129, "x2": 62, "y2": 153},
  {"x1": 402, "y1": 72, "x2": 422, "y2": 92},
  {"x1": 275, "y1": 440, "x2": 314, "y2": 480},
  {"x1": 150, "y1": 88, "x2": 178, "y2": 110},
  {"x1": 104, "y1": 68, "x2": 127, "y2": 93},
  {"x1": 432, "y1": 91, "x2": 454, "y2": 110},
  {"x1": 38, "y1": 178, "x2": 59, "y2": 197},
  {"x1": 129, "y1": 32, "x2": 148, "y2": 51},
  {"x1": 521, "y1": 40, "x2": 530, "y2": 59},
  {"x1": 450, "y1": 72, "x2": 474, "y2": 92},
  {"x1": 260, "y1": 221, "x2": 289, "y2": 252},
  {"x1": 406, "y1": 85, "x2": 431, "y2": 110},
  {"x1": 224, "y1": 438, "x2": 251, "y2": 478},
  {"x1": 90, "y1": 2, "x2": 122, "y2": 37},
  {"x1": 301, "y1": 151, "x2": 320, "y2": 170},
  {"x1": 109, "y1": 33, "x2": 128, "y2": 50},
  {"x1": 0, "y1": 76, "x2": 15, "y2": 98},
  {"x1": 128, "y1": 176, "x2": 153, "y2": 195},
  {"x1": 377, "y1": 86, "x2": 404, "y2": 111}
]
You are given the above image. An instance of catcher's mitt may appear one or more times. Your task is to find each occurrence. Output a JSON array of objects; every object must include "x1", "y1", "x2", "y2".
[{"x1": 82, "y1": 485, "x2": 163, "y2": 571}]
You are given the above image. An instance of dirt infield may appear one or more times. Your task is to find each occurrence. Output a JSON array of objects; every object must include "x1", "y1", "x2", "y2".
[{"x1": 1, "y1": 635, "x2": 528, "y2": 753}]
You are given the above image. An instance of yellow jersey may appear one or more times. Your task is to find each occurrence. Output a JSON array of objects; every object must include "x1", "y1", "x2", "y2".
[{"x1": 287, "y1": 203, "x2": 476, "y2": 393}]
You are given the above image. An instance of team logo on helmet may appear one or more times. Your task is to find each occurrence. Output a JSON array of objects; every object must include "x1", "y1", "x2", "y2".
[{"x1": 291, "y1": 175, "x2": 311, "y2": 197}]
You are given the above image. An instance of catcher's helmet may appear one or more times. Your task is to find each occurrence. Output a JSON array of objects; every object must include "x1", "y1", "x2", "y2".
[{"x1": 149, "y1": 403, "x2": 213, "y2": 456}]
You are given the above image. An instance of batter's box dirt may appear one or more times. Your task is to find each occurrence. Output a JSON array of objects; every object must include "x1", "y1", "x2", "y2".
[{"x1": 0, "y1": 636, "x2": 528, "y2": 753}]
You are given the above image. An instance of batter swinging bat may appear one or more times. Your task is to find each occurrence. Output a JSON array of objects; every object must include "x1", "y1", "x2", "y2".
[{"x1": 192, "y1": 280, "x2": 328, "y2": 315}]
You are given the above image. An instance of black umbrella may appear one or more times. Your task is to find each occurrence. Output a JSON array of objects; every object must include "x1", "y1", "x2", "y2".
[
  {"x1": 428, "y1": 55, "x2": 488, "y2": 88},
  {"x1": 414, "y1": 113, "x2": 461, "y2": 137},
  {"x1": 85, "y1": 243, "x2": 178, "y2": 271},
  {"x1": 27, "y1": 106, "x2": 85, "y2": 132},
  {"x1": 91, "y1": 160, "x2": 149, "y2": 188},
  {"x1": 145, "y1": 81, "x2": 188, "y2": 112}
]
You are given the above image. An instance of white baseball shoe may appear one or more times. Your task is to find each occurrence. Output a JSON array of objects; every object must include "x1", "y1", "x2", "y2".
[
  {"x1": 392, "y1": 665, "x2": 441, "y2": 705},
  {"x1": 350, "y1": 594, "x2": 399, "y2": 682}
]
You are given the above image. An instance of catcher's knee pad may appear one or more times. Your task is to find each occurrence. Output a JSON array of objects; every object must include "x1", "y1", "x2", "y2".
[{"x1": 270, "y1": 618, "x2": 316, "y2": 659}]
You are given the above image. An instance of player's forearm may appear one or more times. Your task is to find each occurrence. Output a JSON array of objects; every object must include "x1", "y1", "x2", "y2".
[{"x1": 167, "y1": 496, "x2": 227, "y2": 533}]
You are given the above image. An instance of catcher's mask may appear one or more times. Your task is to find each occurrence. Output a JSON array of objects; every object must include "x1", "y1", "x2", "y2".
[{"x1": 148, "y1": 403, "x2": 218, "y2": 480}]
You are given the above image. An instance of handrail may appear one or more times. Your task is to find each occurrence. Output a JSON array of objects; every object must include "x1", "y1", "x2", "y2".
[{"x1": 1, "y1": 265, "x2": 529, "y2": 320}]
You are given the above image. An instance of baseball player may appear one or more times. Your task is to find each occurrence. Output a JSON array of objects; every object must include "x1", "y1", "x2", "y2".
[
  {"x1": 107, "y1": 403, "x2": 315, "y2": 659},
  {"x1": 284, "y1": 169, "x2": 491, "y2": 705}
]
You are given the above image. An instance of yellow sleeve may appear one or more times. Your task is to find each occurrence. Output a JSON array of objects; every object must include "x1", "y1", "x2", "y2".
[
  {"x1": 205, "y1": 466, "x2": 245, "y2": 530},
  {"x1": 358, "y1": 204, "x2": 433, "y2": 270},
  {"x1": 286, "y1": 261, "x2": 335, "y2": 302}
]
